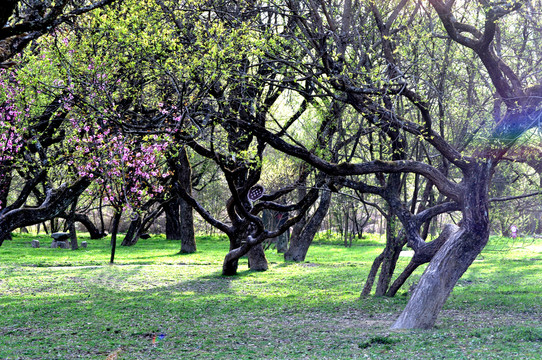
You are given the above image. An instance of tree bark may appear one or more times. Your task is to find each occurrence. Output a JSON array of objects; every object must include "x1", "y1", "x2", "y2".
[
  {"x1": 179, "y1": 196, "x2": 196, "y2": 253},
  {"x1": 58, "y1": 212, "x2": 105, "y2": 239},
  {"x1": 247, "y1": 243, "x2": 268, "y2": 271},
  {"x1": 289, "y1": 173, "x2": 308, "y2": 248},
  {"x1": 178, "y1": 147, "x2": 196, "y2": 253},
  {"x1": 121, "y1": 206, "x2": 163, "y2": 246},
  {"x1": 168, "y1": 146, "x2": 197, "y2": 253},
  {"x1": 223, "y1": 232, "x2": 244, "y2": 276},
  {"x1": 109, "y1": 211, "x2": 122, "y2": 264},
  {"x1": 164, "y1": 198, "x2": 182, "y2": 240},
  {"x1": 392, "y1": 166, "x2": 490, "y2": 329},
  {"x1": 0, "y1": 178, "x2": 91, "y2": 246},
  {"x1": 374, "y1": 223, "x2": 405, "y2": 296},
  {"x1": 386, "y1": 223, "x2": 460, "y2": 297},
  {"x1": 284, "y1": 188, "x2": 332, "y2": 262},
  {"x1": 275, "y1": 228, "x2": 289, "y2": 253},
  {"x1": 68, "y1": 200, "x2": 78, "y2": 250},
  {"x1": 391, "y1": 227, "x2": 487, "y2": 329},
  {"x1": 361, "y1": 252, "x2": 385, "y2": 296},
  {"x1": 0, "y1": 167, "x2": 11, "y2": 215},
  {"x1": 121, "y1": 217, "x2": 142, "y2": 246},
  {"x1": 0, "y1": 168, "x2": 12, "y2": 245}
]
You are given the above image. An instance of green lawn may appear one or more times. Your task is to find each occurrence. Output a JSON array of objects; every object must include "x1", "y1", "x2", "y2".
[{"x1": 0, "y1": 233, "x2": 541, "y2": 359}]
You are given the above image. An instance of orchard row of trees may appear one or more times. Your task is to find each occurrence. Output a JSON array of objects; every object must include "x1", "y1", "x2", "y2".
[{"x1": 2, "y1": 0, "x2": 542, "y2": 329}]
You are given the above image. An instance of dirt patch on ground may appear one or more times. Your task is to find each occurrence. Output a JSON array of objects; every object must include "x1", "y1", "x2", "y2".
[{"x1": 438, "y1": 309, "x2": 542, "y2": 328}]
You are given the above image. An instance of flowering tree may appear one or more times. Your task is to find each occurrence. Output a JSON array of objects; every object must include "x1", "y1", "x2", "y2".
[{"x1": 0, "y1": 66, "x2": 93, "y2": 244}]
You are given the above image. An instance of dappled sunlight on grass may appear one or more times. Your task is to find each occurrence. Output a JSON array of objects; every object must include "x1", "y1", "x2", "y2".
[{"x1": 0, "y1": 234, "x2": 540, "y2": 359}]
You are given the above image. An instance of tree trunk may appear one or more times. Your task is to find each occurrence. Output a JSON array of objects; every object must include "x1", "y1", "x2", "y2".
[
  {"x1": 0, "y1": 178, "x2": 91, "y2": 246},
  {"x1": 375, "y1": 220, "x2": 405, "y2": 296},
  {"x1": 275, "y1": 228, "x2": 289, "y2": 253},
  {"x1": 109, "y1": 211, "x2": 122, "y2": 264},
  {"x1": 171, "y1": 146, "x2": 196, "y2": 254},
  {"x1": 179, "y1": 196, "x2": 196, "y2": 253},
  {"x1": 164, "y1": 198, "x2": 182, "y2": 239},
  {"x1": 222, "y1": 221, "x2": 272, "y2": 275},
  {"x1": 121, "y1": 217, "x2": 142, "y2": 246},
  {"x1": 68, "y1": 200, "x2": 78, "y2": 250},
  {"x1": 374, "y1": 241, "x2": 404, "y2": 296},
  {"x1": 223, "y1": 232, "x2": 244, "y2": 276},
  {"x1": 391, "y1": 227, "x2": 487, "y2": 329},
  {"x1": 361, "y1": 252, "x2": 385, "y2": 296},
  {"x1": 42, "y1": 222, "x2": 49, "y2": 234},
  {"x1": 98, "y1": 197, "x2": 106, "y2": 235},
  {"x1": 392, "y1": 167, "x2": 489, "y2": 329},
  {"x1": 0, "y1": 168, "x2": 11, "y2": 216},
  {"x1": 76, "y1": 213, "x2": 105, "y2": 239},
  {"x1": 361, "y1": 216, "x2": 406, "y2": 296},
  {"x1": 247, "y1": 243, "x2": 268, "y2": 271},
  {"x1": 386, "y1": 224, "x2": 459, "y2": 297},
  {"x1": 344, "y1": 208, "x2": 350, "y2": 247},
  {"x1": 0, "y1": 171, "x2": 11, "y2": 246},
  {"x1": 58, "y1": 212, "x2": 105, "y2": 239},
  {"x1": 285, "y1": 188, "x2": 332, "y2": 262},
  {"x1": 0, "y1": 233, "x2": 12, "y2": 242},
  {"x1": 289, "y1": 179, "x2": 308, "y2": 247}
]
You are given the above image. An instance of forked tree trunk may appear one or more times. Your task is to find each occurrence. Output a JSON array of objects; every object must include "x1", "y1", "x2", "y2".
[
  {"x1": 386, "y1": 224, "x2": 460, "y2": 297},
  {"x1": 222, "y1": 230, "x2": 269, "y2": 275},
  {"x1": 361, "y1": 217, "x2": 406, "y2": 296},
  {"x1": 284, "y1": 189, "x2": 332, "y2": 262},
  {"x1": 391, "y1": 227, "x2": 488, "y2": 329},
  {"x1": 392, "y1": 166, "x2": 489, "y2": 329}
]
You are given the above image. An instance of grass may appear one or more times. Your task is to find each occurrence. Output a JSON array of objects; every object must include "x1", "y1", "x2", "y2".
[{"x1": 0, "y1": 233, "x2": 541, "y2": 359}]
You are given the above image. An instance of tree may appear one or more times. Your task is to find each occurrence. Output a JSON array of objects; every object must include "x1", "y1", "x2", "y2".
[
  {"x1": 167, "y1": 146, "x2": 196, "y2": 253},
  {"x1": 0, "y1": 0, "x2": 118, "y2": 243},
  {"x1": 0, "y1": 0, "x2": 116, "y2": 65},
  {"x1": 0, "y1": 69, "x2": 92, "y2": 244},
  {"x1": 237, "y1": 0, "x2": 542, "y2": 329}
]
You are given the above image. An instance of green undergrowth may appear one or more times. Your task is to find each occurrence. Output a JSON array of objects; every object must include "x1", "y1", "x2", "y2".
[{"x1": 0, "y1": 233, "x2": 541, "y2": 359}]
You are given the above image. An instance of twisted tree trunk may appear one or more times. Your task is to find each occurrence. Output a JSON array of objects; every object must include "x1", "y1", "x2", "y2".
[{"x1": 0, "y1": 178, "x2": 91, "y2": 246}]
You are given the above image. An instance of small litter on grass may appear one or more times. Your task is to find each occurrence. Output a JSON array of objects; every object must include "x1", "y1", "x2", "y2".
[
  {"x1": 105, "y1": 347, "x2": 123, "y2": 360},
  {"x1": 152, "y1": 333, "x2": 166, "y2": 346}
]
